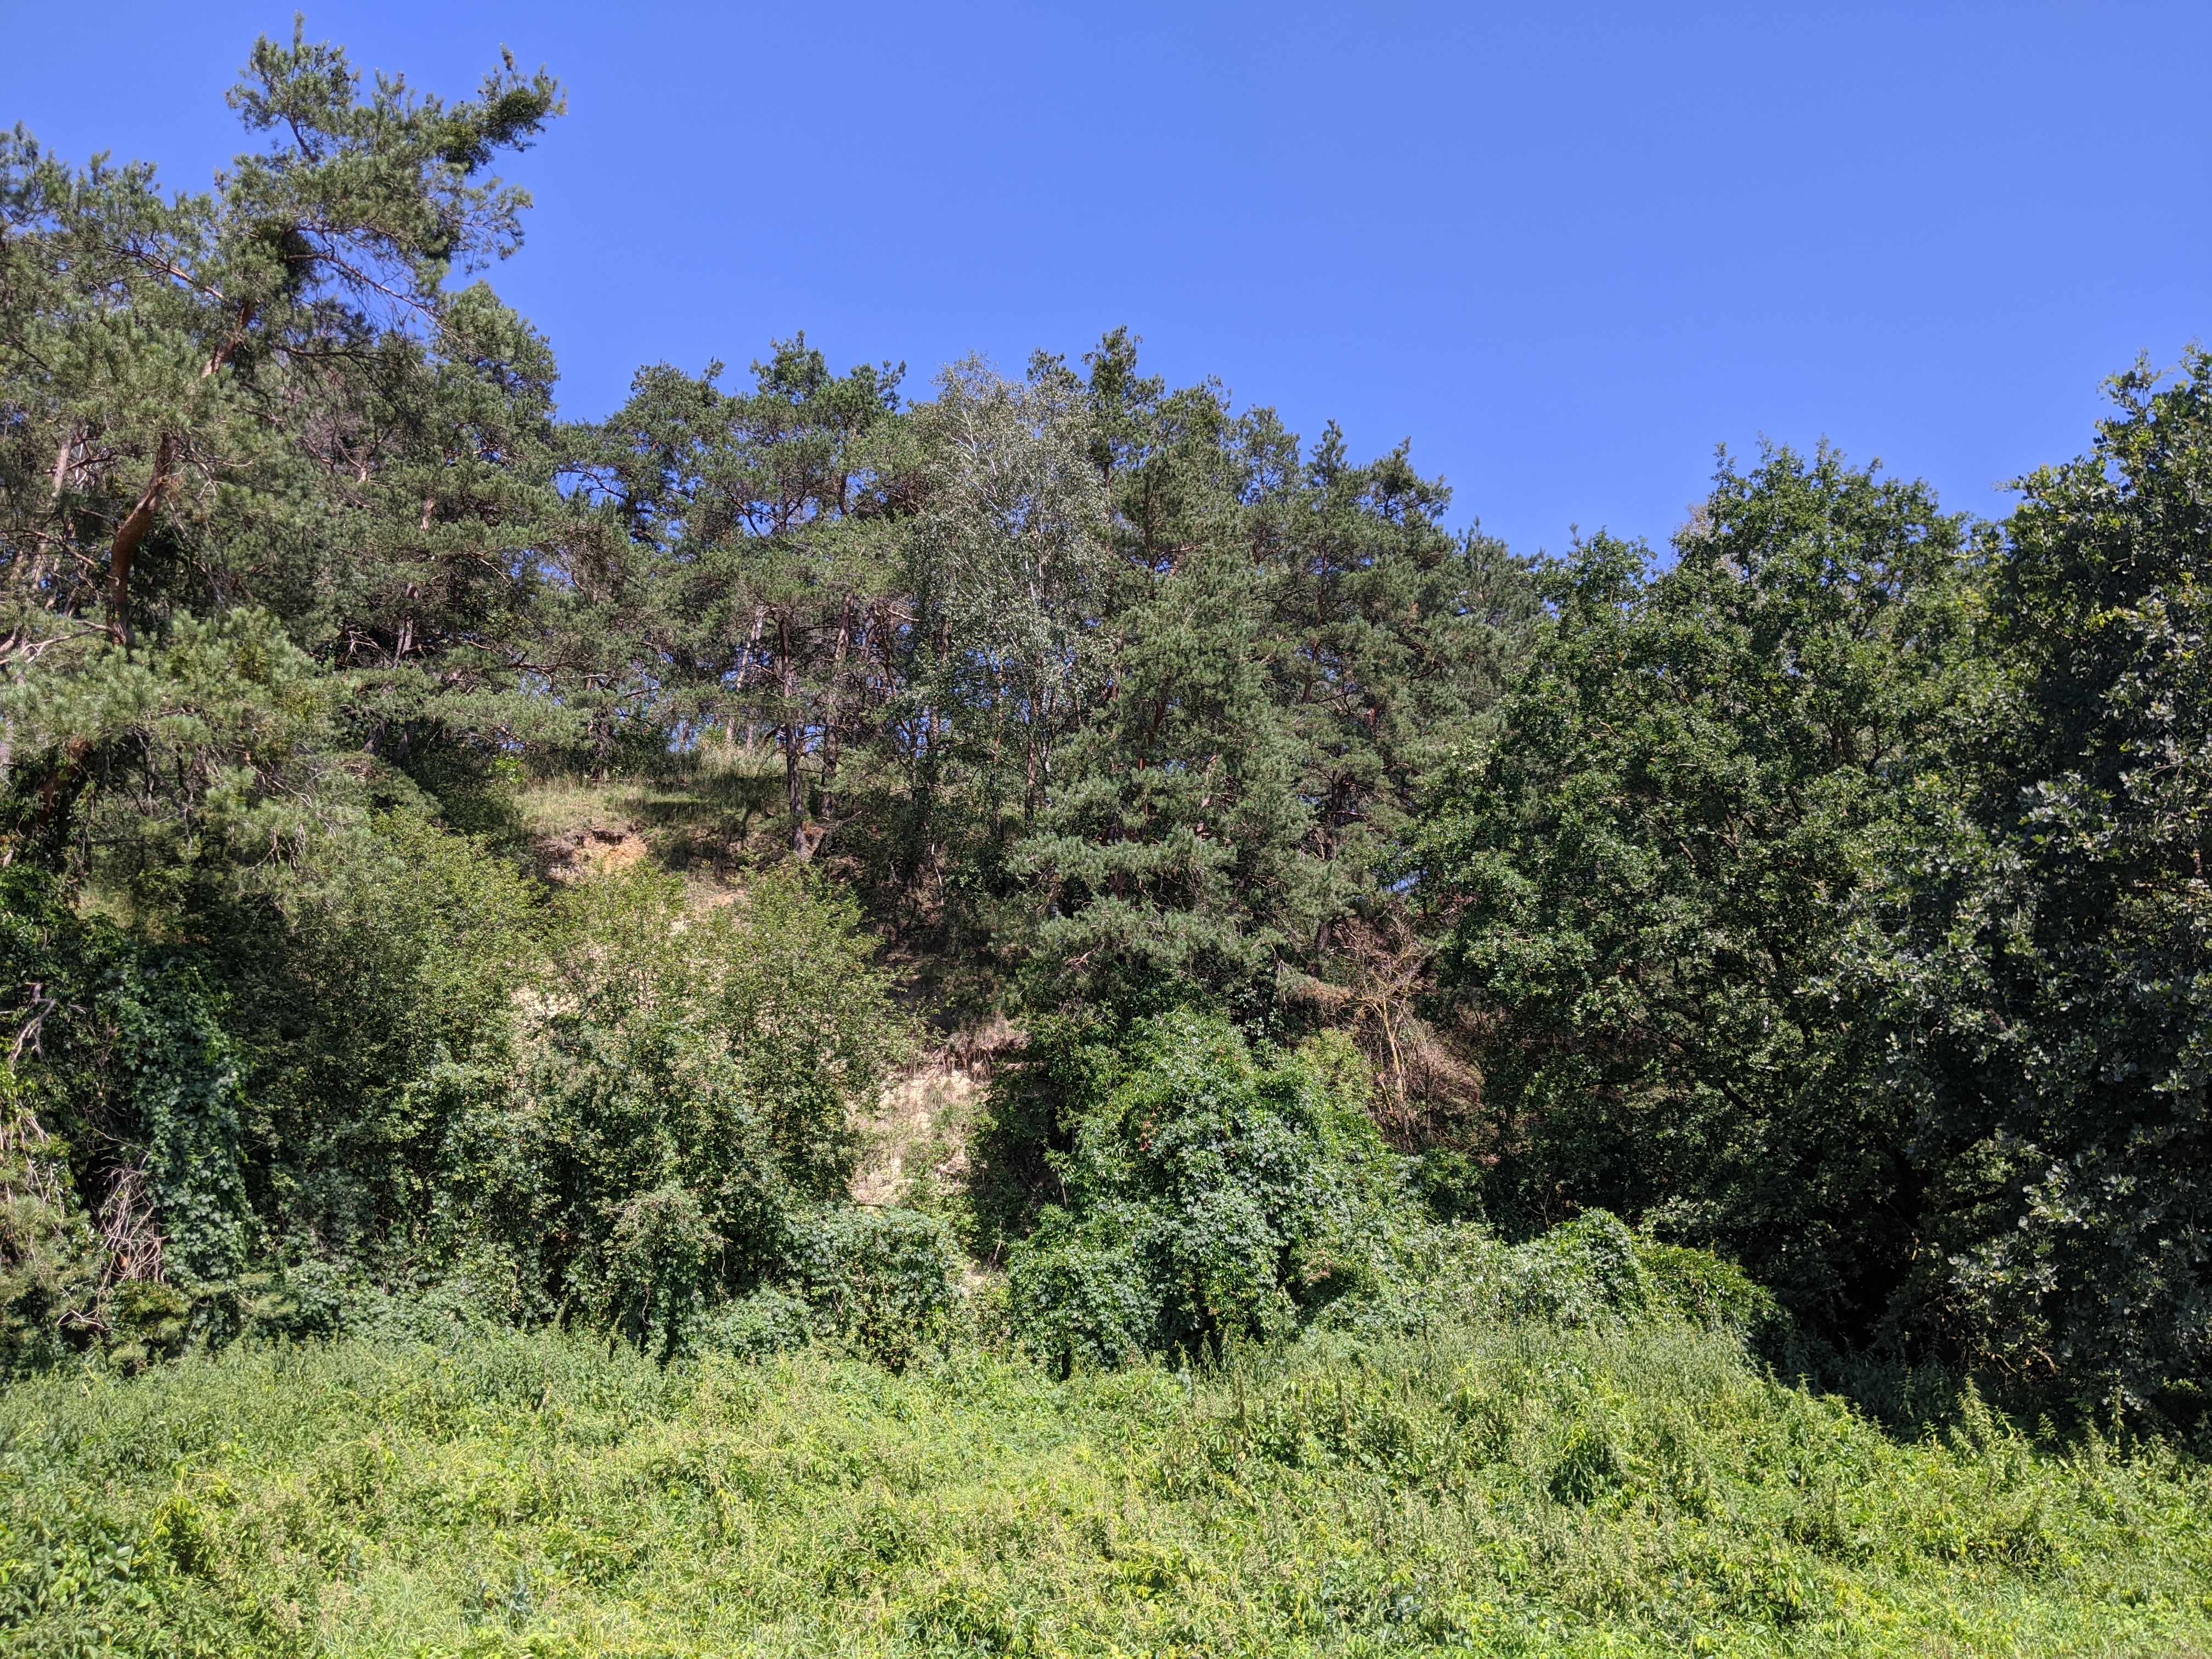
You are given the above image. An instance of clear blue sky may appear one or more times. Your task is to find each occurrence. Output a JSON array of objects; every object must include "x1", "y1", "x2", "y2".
[{"x1": 4, "y1": 2, "x2": 2207, "y2": 553}]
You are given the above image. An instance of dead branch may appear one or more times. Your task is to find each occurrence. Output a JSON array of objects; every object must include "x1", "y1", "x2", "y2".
[{"x1": 97, "y1": 1158, "x2": 166, "y2": 1286}]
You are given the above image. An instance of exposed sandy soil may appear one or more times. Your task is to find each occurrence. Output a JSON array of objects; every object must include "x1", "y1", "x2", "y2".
[
  {"x1": 851, "y1": 1017, "x2": 1023, "y2": 1209},
  {"x1": 541, "y1": 823, "x2": 652, "y2": 880}
]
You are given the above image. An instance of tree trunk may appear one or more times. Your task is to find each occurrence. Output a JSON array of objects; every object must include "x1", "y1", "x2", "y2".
[
  {"x1": 104, "y1": 309, "x2": 251, "y2": 647},
  {"x1": 589, "y1": 695, "x2": 611, "y2": 781},
  {"x1": 819, "y1": 595, "x2": 852, "y2": 826},
  {"x1": 727, "y1": 605, "x2": 765, "y2": 752},
  {"x1": 106, "y1": 435, "x2": 177, "y2": 648},
  {"x1": 777, "y1": 613, "x2": 809, "y2": 854}
]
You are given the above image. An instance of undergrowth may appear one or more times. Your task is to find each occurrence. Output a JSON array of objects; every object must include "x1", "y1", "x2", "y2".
[{"x1": 2, "y1": 1313, "x2": 2207, "y2": 1656}]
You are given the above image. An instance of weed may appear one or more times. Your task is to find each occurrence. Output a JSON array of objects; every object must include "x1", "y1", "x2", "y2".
[{"x1": 1, "y1": 1313, "x2": 2205, "y2": 1654}]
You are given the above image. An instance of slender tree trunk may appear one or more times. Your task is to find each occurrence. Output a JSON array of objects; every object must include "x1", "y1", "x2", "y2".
[
  {"x1": 719, "y1": 605, "x2": 767, "y2": 757},
  {"x1": 819, "y1": 595, "x2": 852, "y2": 825},
  {"x1": 1023, "y1": 710, "x2": 1039, "y2": 822},
  {"x1": 49, "y1": 425, "x2": 79, "y2": 499},
  {"x1": 777, "y1": 613, "x2": 808, "y2": 851},
  {"x1": 589, "y1": 705, "x2": 611, "y2": 781},
  {"x1": 104, "y1": 306, "x2": 251, "y2": 648}
]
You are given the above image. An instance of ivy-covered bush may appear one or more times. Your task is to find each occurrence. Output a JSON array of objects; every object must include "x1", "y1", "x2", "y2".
[
  {"x1": 681, "y1": 1210, "x2": 956, "y2": 1369},
  {"x1": 1483, "y1": 1210, "x2": 1778, "y2": 1334},
  {"x1": 211, "y1": 807, "x2": 539, "y2": 1277},
  {"x1": 0, "y1": 866, "x2": 253, "y2": 1371},
  {"x1": 695, "y1": 1285, "x2": 813, "y2": 1359},
  {"x1": 1006, "y1": 1011, "x2": 1404, "y2": 1372}
]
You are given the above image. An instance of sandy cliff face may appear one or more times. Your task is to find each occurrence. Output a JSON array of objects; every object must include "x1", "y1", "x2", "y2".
[{"x1": 850, "y1": 1017, "x2": 1022, "y2": 1210}]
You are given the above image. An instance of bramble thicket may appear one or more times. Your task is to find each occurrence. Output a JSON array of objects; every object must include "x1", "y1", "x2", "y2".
[{"x1": 1, "y1": 33, "x2": 2209, "y2": 1656}]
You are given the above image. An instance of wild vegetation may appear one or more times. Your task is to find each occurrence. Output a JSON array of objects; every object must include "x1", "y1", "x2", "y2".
[
  {"x1": 2, "y1": 30, "x2": 2209, "y2": 1655},
  {"x1": 8, "y1": 1286, "x2": 2211, "y2": 1658}
]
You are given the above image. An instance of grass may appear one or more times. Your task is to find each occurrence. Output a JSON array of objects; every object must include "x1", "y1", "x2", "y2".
[
  {"x1": 515, "y1": 759, "x2": 787, "y2": 884},
  {"x1": 3, "y1": 1312, "x2": 2207, "y2": 1657}
]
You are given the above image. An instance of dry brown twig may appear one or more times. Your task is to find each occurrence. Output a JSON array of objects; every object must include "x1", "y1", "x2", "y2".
[
  {"x1": 96, "y1": 1158, "x2": 166, "y2": 1287},
  {"x1": 1290, "y1": 910, "x2": 1485, "y2": 1148}
]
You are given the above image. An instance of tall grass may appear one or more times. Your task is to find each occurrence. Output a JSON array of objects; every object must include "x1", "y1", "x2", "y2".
[{"x1": 1, "y1": 1314, "x2": 2206, "y2": 1656}]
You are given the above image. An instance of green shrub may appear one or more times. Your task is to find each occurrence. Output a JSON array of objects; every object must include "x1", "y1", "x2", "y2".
[
  {"x1": 1635, "y1": 1229, "x2": 1784, "y2": 1333},
  {"x1": 602, "y1": 1183, "x2": 718, "y2": 1361},
  {"x1": 0, "y1": 1182, "x2": 100, "y2": 1374},
  {"x1": 798, "y1": 1206, "x2": 955, "y2": 1372},
  {"x1": 101, "y1": 1282, "x2": 191, "y2": 1371},
  {"x1": 1496, "y1": 1209, "x2": 1652, "y2": 1325},
  {"x1": 1486, "y1": 1210, "x2": 1777, "y2": 1334},
  {"x1": 0, "y1": 866, "x2": 256, "y2": 1367},
  {"x1": 1003, "y1": 1203, "x2": 1158, "y2": 1369},
  {"x1": 469, "y1": 866, "x2": 909, "y2": 1333},
  {"x1": 208, "y1": 807, "x2": 538, "y2": 1274},
  {"x1": 695, "y1": 1285, "x2": 812, "y2": 1359},
  {"x1": 1006, "y1": 1011, "x2": 1406, "y2": 1371},
  {"x1": 1301, "y1": 1202, "x2": 1783, "y2": 1350}
]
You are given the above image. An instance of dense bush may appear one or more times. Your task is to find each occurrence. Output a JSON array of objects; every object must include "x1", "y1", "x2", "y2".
[
  {"x1": 795, "y1": 1205, "x2": 957, "y2": 1370},
  {"x1": 469, "y1": 867, "x2": 908, "y2": 1336},
  {"x1": 0, "y1": 865, "x2": 253, "y2": 1353},
  {"x1": 216, "y1": 809, "x2": 538, "y2": 1274},
  {"x1": 1006, "y1": 1011, "x2": 1405, "y2": 1371},
  {"x1": 0, "y1": 849, "x2": 912, "y2": 1373}
]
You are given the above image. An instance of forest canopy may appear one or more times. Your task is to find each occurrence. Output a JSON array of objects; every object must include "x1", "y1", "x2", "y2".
[{"x1": 2, "y1": 27, "x2": 2207, "y2": 1429}]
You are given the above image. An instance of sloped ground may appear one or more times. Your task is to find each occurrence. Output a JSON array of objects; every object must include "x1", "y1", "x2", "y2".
[
  {"x1": 851, "y1": 1019, "x2": 1020, "y2": 1214},
  {"x1": 851, "y1": 1058, "x2": 979, "y2": 1211},
  {"x1": 3, "y1": 1316, "x2": 2207, "y2": 1657},
  {"x1": 514, "y1": 771, "x2": 1014, "y2": 1216},
  {"x1": 516, "y1": 767, "x2": 780, "y2": 894}
]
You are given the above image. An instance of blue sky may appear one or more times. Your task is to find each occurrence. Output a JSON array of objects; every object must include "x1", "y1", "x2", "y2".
[{"x1": 4, "y1": 2, "x2": 2207, "y2": 553}]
